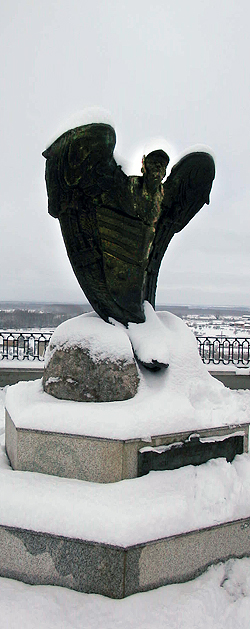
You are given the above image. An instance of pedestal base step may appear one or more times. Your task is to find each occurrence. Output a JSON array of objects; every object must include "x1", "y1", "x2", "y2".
[
  {"x1": 1, "y1": 518, "x2": 250, "y2": 598},
  {"x1": 5, "y1": 409, "x2": 249, "y2": 483}
]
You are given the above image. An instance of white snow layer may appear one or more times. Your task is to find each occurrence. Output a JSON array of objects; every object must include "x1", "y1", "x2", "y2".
[
  {"x1": 2, "y1": 452, "x2": 250, "y2": 545},
  {"x1": 44, "y1": 311, "x2": 134, "y2": 367},
  {"x1": 6, "y1": 308, "x2": 250, "y2": 440},
  {"x1": 45, "y1": 107, "x2": 115, "y2": 149},
  {"x1": 111, "y1": 301, "x2": 170, "y2": 365},
  {"x1": 1, "y1": 558, "x2": 250, "y2": 629}
]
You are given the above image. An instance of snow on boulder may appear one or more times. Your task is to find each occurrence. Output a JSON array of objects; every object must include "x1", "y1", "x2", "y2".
[{"x1": 43, "y1": 312, "x2": 139, "y2": 402}]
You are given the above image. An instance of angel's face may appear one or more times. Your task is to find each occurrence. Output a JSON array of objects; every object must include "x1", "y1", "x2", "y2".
[{"x1": 145, "y1": 159, "x2": 167, "y2": 183}]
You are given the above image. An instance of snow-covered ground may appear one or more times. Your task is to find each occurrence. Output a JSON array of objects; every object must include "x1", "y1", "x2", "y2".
[
  {"x1": 0, "y1": 359, "x2": 44, "y2": 369},
  {"x1": 1, "y1": 547, "x2": 250, "y2": 628},
  {"x1": 184, "y1": 313, "x2": 250, "y2": 338}
]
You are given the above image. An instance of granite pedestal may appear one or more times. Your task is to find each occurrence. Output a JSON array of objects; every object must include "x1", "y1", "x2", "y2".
[
  {"x1": 1, "y1": 517, "x2": 250, "y2": 598},
  {"x1": 5, "y1": 409, "x2": 249, "y2": 483},
  {"x1": 3, "y1": 368, "x2": 250, "y2": 598}
]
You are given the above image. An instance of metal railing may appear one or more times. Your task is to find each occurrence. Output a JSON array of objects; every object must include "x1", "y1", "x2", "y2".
[
  {"x1": 0, "y1": 331, "x2": 52, "y2": 361},
  {"x1": 196, "y1": 336, "x2": 250, "y2": 368},
  {"x1": 1, "y1": 331, "x2": 250, "y2": 368}
]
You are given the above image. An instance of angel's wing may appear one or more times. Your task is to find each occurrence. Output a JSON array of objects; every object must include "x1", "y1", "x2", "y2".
[
  {"x1": 144, "y1": 151, "x2": 215, "y2": 307},
  {"x1": 42, "y1": 123, "x2": 118, "y2": 217},
  {"x1": 42, "y1": 124, "x2": 146, "y2": 325}
]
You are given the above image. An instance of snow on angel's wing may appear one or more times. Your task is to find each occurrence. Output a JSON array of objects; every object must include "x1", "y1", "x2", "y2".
[{"x1": 42, "y1": 123, "x2": 117, "y2": 217}]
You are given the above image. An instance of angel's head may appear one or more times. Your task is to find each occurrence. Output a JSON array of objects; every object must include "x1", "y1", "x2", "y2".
[{"x1": 142, "y1": 150, "x2": 169, "y2": 184}]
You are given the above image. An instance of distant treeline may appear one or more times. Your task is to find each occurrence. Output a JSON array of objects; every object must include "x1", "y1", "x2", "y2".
[
  {"x1": 0, "y1": 302, "x2": 250, "y2": 330},
  {"x1": 0, "y1": 305, "x2": 91, "y2": 330}
]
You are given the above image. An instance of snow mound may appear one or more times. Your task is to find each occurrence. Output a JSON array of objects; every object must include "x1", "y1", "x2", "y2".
[
  {"x1": 1, "y1": 452, "x2": 250, "y2": 545},
  {"x1": 5, "y1": 310, "x2": 250, "y2": 440},
  {"x1": 1, "y1": 558, "x2": 250, "y2": 629},
  {"x1": 45, "y1": 107, "x2": 114, "y2": 149},
  {"x1": 44, "y1": 312, "x2": 134, "y2": 368},
  {"x1": 111, "y1": 301, "x2": 170, "y2": 366}
]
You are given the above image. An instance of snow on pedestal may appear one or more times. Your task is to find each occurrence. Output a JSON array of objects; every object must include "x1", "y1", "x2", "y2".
[
  {"x1": 2, "y1": 308, "x2": 250, "y2": 597},
  {"x1": 5, "y1": 306, "x2": 250, "y2": 440}
]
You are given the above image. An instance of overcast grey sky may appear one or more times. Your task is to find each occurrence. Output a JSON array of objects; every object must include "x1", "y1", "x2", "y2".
[{"x1": 1, "y1": 0, "x2": 250, "y2": 307}]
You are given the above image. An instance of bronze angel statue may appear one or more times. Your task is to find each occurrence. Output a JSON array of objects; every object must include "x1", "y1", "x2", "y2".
[{"x1": 43, "y1": 123, "x2": 215, "y2": 328}]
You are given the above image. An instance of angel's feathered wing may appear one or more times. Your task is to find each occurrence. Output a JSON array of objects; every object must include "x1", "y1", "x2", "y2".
[
  {"x1": 43, "y1": 124, "x2": 149, "y2": 325},
  {"x1": 144, "y1": 152, "x2": 216, "y2": 307}
]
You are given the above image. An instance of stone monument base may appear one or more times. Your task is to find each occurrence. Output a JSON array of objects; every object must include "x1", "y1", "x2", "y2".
[
  {"x1": 5, "y1": 409, "x2": 248, "y2": 483},
  {"x1": 1, "y1": 517, "x2": 250, "y2": 598}
]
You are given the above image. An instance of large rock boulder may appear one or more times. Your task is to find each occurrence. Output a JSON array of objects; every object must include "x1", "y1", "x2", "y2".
[{"x1": 43, "y1": 313, "x2": 139, "y2": 402}]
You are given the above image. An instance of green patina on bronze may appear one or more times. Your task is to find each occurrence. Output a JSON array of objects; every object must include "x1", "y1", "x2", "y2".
[{"x1": 43, "y1": 123, "x2": 215, "y2": 326}]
